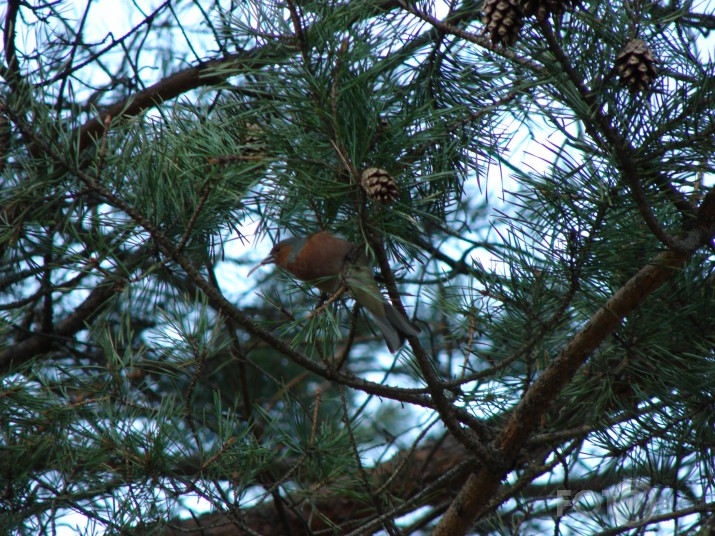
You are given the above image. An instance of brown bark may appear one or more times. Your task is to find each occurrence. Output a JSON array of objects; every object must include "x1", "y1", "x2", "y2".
[{"x1": 163, "y1": 435, "x2": 471, "y2": 535}]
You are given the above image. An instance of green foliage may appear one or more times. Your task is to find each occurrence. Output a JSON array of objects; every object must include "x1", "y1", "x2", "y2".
[{"x1": 1, "y1": 0, "x2": 714, "y2": 534}]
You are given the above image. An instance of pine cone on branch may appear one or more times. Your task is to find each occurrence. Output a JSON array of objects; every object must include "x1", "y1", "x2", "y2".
[
  {"x1": 482, "y1": 0, "x2": 523, "y2": 47},
  {"x1": 615, "y1": 39, "x2": 657, "y2": 94},
  {"x1": 360, "y1": 168, "x2": 399, "y2": 204},
  {"x1": 519, "y1": 0, "x2": 571, "y2": 20}
]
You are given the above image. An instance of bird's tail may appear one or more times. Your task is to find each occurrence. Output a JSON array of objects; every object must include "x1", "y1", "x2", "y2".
[
  {"x1": 372, "y1": 303, "x2": 421, "y2": 353},
  {"x1": 345, "y1": 263, "x2": 420, "y2": 352}
]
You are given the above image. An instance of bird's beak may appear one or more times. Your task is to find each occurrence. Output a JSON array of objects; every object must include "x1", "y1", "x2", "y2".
[{"x1": 247, "y1": 253, "x2": 275, "y2": 277}]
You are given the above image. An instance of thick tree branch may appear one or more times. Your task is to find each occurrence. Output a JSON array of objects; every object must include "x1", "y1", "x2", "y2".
[
  {"x1": 434, "y1": 222, "x2": 713, "y2": 534},
  {"x1": 0, "y1": 250, "x2": 145, "y2": 372},
  {"x1": 162, "y1": 435, "x2": 472, "y2": 536},
  {"x1": 2, "y1": 0, "x2": 21, "y2": 84},
  {"x1": 73, "y1": 0, "x2": 406, "y2": 154},
  {"x1": 75, "y1": 44, "x2": 296, "y2": 152}
]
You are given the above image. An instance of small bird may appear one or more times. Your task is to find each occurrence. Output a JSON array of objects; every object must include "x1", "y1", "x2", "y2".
[{"x1": 248, "y1": 231, "x2": 420, "y2": 352}]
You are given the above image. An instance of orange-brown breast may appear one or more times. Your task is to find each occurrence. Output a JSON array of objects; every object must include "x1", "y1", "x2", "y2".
[{"x1": 277, "y1": 232, "x2": 357, "y2": 292}]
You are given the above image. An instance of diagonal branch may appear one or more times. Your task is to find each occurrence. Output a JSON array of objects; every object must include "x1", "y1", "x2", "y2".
[
  {"x1": 73, "y1": 0, "x2": 407, "y2": 154},
  {"x1": 0, "y1": 249, "x2": 146, "y2": 372},
  {"x1": 75, "y1": 44, "x2": 296, "y2": 152},
  {"x1": 162, "y1": 434, "x2": 474, "y2": 536},
  {"x1": 2, "y1": 0, "x2": 21, "y2": 84},
  {"x1": 433, "y1": 211, "x2": 715, "y2": 534}
]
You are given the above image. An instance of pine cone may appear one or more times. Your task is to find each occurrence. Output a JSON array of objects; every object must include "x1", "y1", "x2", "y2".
[
  {"x1": 241, "y1": 122, "x2": 266, "y2": 156},
  {"x1": 360, "y1": 168, "x2": 399, "y2": 204},
  {"x1": 482, "y1": 0, "x2": 523, "y2": 47},
  {"x1": 615, "y1": 39, "x2": 657, "y2": 94},
  {"x1": 520, "y1": 0, "x2": 570, "y2": 20}
]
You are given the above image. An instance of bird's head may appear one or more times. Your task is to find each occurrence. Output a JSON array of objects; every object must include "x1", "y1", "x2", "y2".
[{"x1": 247, "y1": 237, "x2": 302, "y2": 276}]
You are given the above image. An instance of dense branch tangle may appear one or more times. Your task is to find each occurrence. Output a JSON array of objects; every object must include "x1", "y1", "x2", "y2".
[{"x1": 1, "y1": 1, "x2": 714, "y2": 535}]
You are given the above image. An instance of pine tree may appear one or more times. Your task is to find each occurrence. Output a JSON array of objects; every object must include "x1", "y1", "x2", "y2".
[{"x1": 1, "y1": 1, "x2": 714, "y2": 534}]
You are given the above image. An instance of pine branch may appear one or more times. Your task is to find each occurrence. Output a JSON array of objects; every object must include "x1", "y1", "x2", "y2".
[
  {"x1": 162, "y1": 434, "x2": 474, "y2": 535},
  {"x1": 0, "y1": 249, "x2": 145, "y2": 372},
  {"x1": 75, "y1": 46, "x2": 294, "y2": 152},
  {"x1": 434, "y1": 236, "x2": 708, "y2": 534},
  {"x1": 2, "y1": 0, "x2": 22, "y2": 86}
]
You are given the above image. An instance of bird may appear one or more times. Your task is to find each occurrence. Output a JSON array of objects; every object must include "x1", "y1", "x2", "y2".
[{"x1": 248, "y1": 231, "x2": 420, "y2": 352}]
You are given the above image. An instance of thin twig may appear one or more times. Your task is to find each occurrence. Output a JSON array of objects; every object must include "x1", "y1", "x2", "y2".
[
  {"x1": 302, "y1": 285, "x2": 346, "y2": 322},
  {"x1": 176, "y1": 180, "x2": 213, "y2": 255},
  {"x1": 309, "y1": 387, "x2": 321, "y2": 448}
]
